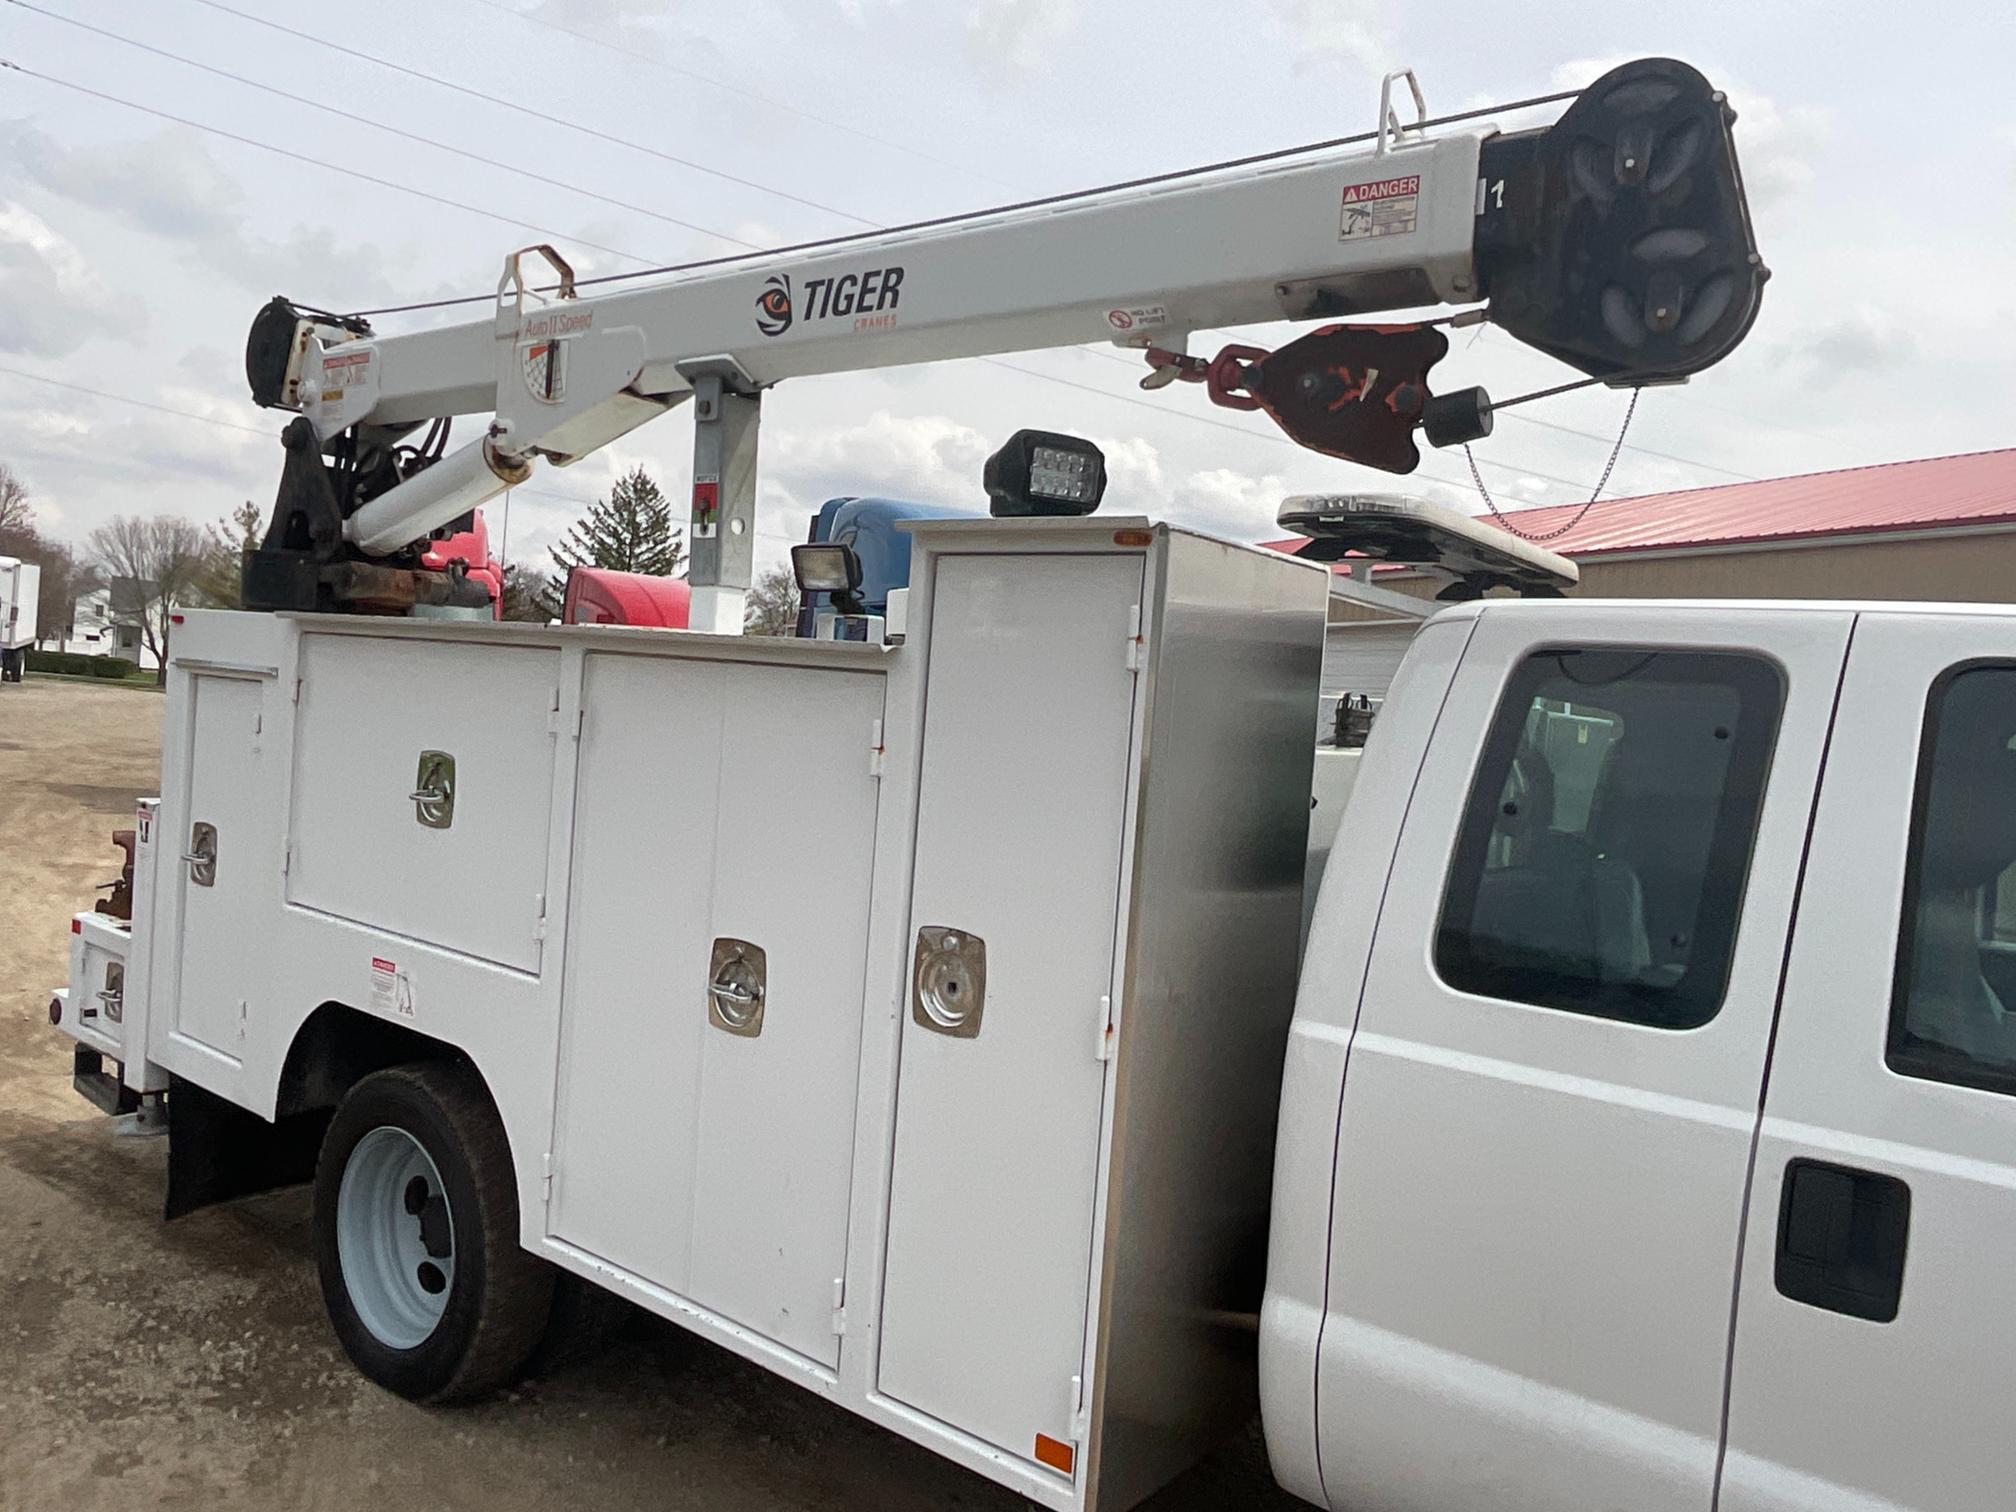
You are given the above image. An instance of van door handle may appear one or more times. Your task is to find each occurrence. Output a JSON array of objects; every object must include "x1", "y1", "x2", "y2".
[{"x1": 1774, "y1": 1158, "x2": 1911, "y2": 1323}]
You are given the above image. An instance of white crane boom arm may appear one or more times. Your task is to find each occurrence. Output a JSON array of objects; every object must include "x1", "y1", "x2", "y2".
[
  {"x1": 301, "y1": 134, "x2": 1480, "y2": 447},
  {"x1": 240, "y1": 57, "x2": 1764, "y2": 625}
]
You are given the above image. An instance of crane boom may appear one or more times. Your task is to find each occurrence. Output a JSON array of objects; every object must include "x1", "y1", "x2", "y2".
[{"x1": 242, "y1": 56, "x2": 1763, "y2": 627}]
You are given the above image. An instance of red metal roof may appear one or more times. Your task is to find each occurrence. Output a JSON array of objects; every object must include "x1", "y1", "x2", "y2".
[{"x1": 1265, "y1": 446, "x2": 2016, "y2": 564}]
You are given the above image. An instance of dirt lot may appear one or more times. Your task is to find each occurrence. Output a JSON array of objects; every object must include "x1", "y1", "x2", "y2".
[{"x1": 0, "y1": 678, "x2": 1294, "y2": 1512}]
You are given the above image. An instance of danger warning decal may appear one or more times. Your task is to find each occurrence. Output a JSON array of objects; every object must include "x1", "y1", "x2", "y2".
[{"x1": 1339, "y1": 174, "x2": 1419, "y2": 241}]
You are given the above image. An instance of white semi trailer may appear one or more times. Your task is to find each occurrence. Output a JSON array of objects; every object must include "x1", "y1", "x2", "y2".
[
  {"x1": 73, "y1": 56, "x2": 2008, "y2": 1512},
  {"x1": 0, "y1": 554, "x2": 39, "y2": 681}
]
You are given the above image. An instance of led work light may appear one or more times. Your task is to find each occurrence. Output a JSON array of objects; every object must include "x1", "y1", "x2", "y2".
[{"x1": 983, "y1": 430, "x2": 1107, "y2": 517}]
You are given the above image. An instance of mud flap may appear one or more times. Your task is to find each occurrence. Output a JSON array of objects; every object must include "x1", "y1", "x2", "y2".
[{"x1": 165, "y1": 1074, "x2": 329, "y2": 1220}]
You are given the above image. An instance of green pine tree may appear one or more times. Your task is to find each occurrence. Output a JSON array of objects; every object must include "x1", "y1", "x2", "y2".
[{"x1": 540, "y1": 465, "x2": 685, "y2": 617}]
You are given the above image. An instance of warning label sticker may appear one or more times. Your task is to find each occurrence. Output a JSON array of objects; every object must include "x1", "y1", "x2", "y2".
[
  {"x1": 1339, "y1": 174, "x2": 1420, "y2": 241},
  {"x1": 370, "y1": 957, "x2": 399, "y2": 1017},
  {"x1": 322, "y1": 349, "x2": 372, "y2": 387}
]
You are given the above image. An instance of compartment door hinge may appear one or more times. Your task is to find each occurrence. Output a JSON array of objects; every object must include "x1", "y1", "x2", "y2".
[
  {"x1": 533, "y1": 893, "x2": 549, "y2": 944},
  {"x1": 868, "y1": 718, "x2": 885, "y2": 779},
  {"x1": 542, "y1": 1151, "x2": 554, "y2": 1206},
  {"x1": 1125, "y1": 604, "x2": 1146, "y2": 671},
  {"x1": 831, "y1": 1276, "x2": 847, "y2": 1336},
  {"x1": 1095, "y1": 993, "x2": 1116, "y2": 1061}
]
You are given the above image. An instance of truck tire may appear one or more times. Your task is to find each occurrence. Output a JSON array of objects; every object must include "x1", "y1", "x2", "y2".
[{"x1": 312, "y1": 1061, "x2": 554, "y2": 1402}]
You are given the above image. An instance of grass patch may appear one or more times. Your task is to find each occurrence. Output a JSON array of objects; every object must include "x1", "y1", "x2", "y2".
[{"x1": 18, "y1": 671, "x2": 163, "y2": 691}]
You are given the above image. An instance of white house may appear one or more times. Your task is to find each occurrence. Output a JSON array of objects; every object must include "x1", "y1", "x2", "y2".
[{"x1": 41, "y1": 580, "x2": 160, "y2": 670}]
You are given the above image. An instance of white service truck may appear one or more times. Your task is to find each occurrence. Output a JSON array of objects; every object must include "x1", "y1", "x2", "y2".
[
  {"x1": 72, "y1": 54, "x2": 2016, "y2": 1512},
  {"x1": 0, "y1": 554, "x2": 39, "y2": 681}
]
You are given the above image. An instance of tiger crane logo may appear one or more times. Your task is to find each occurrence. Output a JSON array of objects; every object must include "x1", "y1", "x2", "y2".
[{"x1": 756, "y1": 274, "x2": 794, "y2": 337}]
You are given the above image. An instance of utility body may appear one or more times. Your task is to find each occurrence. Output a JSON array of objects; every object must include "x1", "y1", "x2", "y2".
[{"x1": 53, "y1": 580, "x2": 2016, "y2": 1511}]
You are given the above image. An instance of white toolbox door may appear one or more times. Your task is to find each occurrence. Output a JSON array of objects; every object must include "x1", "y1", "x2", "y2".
[
  {"x1": 551, "y1": 654, "x2": 882, "y2": 1371},
  {"x1": 687, "y1": 666, "x2": 884, "y2": 1368},
  {"x1": 550, "y1": 655, "x2": 723, "y2": 1290},
  {"x1": 878, "y1": 552, "x2": 1142, "y2": 1468},
  {"x1": 169, "y1": 674, "x2": 271, "y2": 1060},
  {"x1": 287, "y1": 637, "x2": 559, "y2": 975}
]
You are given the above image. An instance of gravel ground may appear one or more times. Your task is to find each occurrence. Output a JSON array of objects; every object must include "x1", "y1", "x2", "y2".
[{"x1": 0, "y1": 678, "x2": 1298, "y2": 1512}]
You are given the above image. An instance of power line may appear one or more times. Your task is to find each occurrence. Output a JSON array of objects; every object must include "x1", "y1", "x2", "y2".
[
  {"x1": 1468, "y1": 323, "x2": 1831, "y2": 452},
  {"x1": 0, "y1": 361, "x2": 787, "y2": 531},
  {"x1": 0, "y1": 43, "x2": 1519, "y2": 485},
  {"x1": 1497, "y1": 408, "x2": 1755, "y2": 479},
  {"x1": 0, "y1": 58, "x2": 664, "y2": 269},
  {"x1": 185, "y1": 0, "x2": 877, "y2": 230},
  {"x1": 1076, "y1": 339, "x2": 1756, "y2": 482},
  {"x1": 978, "y1": 356, "x2": 1482, "y2": 496},
  {"x1": 461, "y1": 0, "x2": 1024, "y2": 197},
  {"x1": 4, "y1": 32, "x2": 1707, "y2": 505},
  {"x1": 5, "y1": 1, "x2": 768, "y2": 253},
  {"x1": 0, "y1": 361, "x2": 269, "y2": 435},
  {"x1": 330, "y1": 86, "x2": 1583, "y2": 317}
]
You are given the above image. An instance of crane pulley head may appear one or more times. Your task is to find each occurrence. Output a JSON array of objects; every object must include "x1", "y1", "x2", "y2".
[{"x1": 1141, "y1": 56, "x2": 1764, "y2": 473}]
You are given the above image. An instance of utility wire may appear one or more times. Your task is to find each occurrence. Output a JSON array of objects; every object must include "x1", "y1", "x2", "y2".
[
  {"x1": 0, "y1": 53, "x2": 1628, "y2": 507},
  {"x1": 462, "y1": 0, "x2": 1024, "y2": 196},
  {"x1": 0, "y1": 56, "x2": 1335, "y2": 497},
  {"x1": 140, "y1": 10, "x2": 1697, "y2": 494},
  {"x1": 3, "y1": 26, "x2": 1716, "y2": 505},
  {"x1": 979, "y1": 357, "x2": 1483, "y2": 497},
  {"x1": 333, "y1": 86, "x2": 1585, "y2": 317},
  {"x1": 185, "y1": 0, "x2": 878, "y2": 230},
  {"x1": 0, "y1": 361, "x2": 787, "y2": 536},
  {"x1": 1498, "y1": 408, "x2": 1754, "y2": 479},
  {"x1": 0, "y1": 58, "x2": 665, "y2": 269},
  {"x1": 0, "y1": 361, "x2": 268, "y2": 435},
  {"x1": 5, "y1": 1, "x2": 767, "y2": 253}
]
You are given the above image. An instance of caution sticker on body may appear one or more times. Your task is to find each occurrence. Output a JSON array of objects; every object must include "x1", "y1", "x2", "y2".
[
  {"x1": 370, "y1": 957, "x2": 397, "y2": 1015},
  {"x1": 1339, "y1": 174, "x2": 1420, "y2": 241}
]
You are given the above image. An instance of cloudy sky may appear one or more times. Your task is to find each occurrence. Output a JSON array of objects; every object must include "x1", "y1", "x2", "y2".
[{"x1": 1, "y1": 0, "x2": 2011, "y2": 576}]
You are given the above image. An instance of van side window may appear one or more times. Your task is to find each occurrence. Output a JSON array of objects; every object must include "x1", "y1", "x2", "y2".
[
  {"x1": 1437, "y1": 648, "x2": 1785, "y2": 1029},
  {"x1": 1889, "y1": 664, "x2": 2016, "y2": 1095}
]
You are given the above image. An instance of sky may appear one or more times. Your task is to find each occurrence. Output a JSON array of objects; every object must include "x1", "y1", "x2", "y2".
[{"x1": 0, "y1": 0, "x2": 2012, "y2": 580}]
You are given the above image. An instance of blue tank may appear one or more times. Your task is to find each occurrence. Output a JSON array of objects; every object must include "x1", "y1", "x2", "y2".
[{"x1": 799, "y1": 496, "x2": 977, "y2": 627}]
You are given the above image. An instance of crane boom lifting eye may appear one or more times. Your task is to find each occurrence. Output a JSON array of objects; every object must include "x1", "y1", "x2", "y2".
[{"x1": 239, "y1": 54, "x2": 1763, "y2": 622}]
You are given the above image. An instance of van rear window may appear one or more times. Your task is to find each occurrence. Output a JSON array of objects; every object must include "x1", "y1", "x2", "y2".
[
  {"x1": 1436, "y1": 648, "x2": 1784, "y2": 1029},
  {"x1": 1889, "y1": 664, "x2": 2016, "y2": 1096}
]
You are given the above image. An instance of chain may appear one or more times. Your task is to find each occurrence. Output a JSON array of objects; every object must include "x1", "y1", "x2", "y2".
[{"x1": 1467, "y1": 386, "x2": 1642, "y2": 542}]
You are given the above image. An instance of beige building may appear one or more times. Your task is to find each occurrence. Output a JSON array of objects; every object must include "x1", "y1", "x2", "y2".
[{"x1": 1272, "y1": 447, "x2": 2016, "y2": 701}]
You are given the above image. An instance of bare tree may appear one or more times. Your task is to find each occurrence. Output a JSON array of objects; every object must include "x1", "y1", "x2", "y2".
[
  {"x1": 743, "y1": 563, "x2": 802, "y2": 637},
  {"x1": 190, "y1": 500, "x2": 266, "y2": 608},
  {"x1": 0, "y1": 463, "x2": 30, "y2": 537},
  {"x1": 499, "y1": 562, "x2": 555, "y2": 622},
  {"x1": 87, "y1": 514, "x2": 210, "y2": 682}
]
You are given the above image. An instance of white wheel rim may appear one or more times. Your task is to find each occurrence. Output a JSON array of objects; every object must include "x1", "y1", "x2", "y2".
[{"x1": 336, "y1": 1125, "x2": 456, "y2": 1350}]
